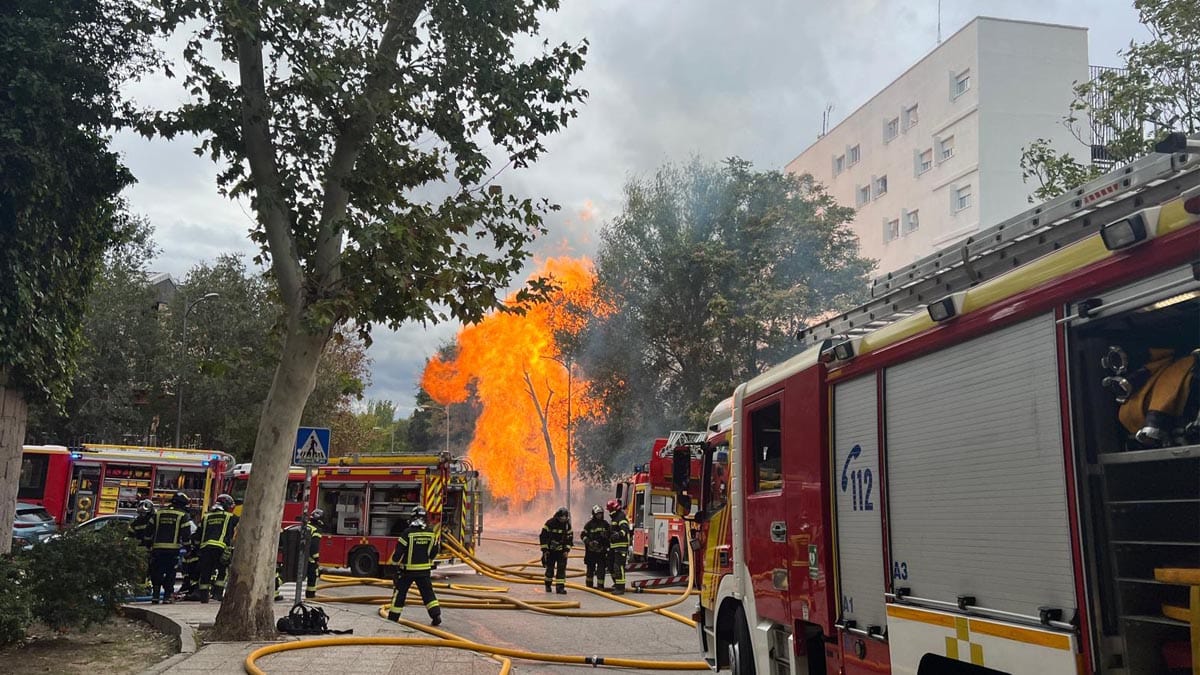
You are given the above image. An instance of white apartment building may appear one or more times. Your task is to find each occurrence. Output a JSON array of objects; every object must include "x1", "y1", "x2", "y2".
[{"x1": 786, "y1": 17, "x2": 1090, "y2": 278}]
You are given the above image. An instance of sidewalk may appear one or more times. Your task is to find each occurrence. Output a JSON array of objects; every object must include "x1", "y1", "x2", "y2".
[{"x1": 133, "y1": 584, "x2": 498, "y2": 675}]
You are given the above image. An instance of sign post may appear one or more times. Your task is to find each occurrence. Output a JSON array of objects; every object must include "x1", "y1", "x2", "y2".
[{"x1": 293, "y1": 427, "x2": 330, "y2": 605}]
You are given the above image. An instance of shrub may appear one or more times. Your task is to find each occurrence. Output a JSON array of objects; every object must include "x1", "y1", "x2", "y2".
[
  {"x1": 25, "y1": 527, "x2": 146, "y2": 631},
  {"x1": 0, "y1": 555, "x2": 32, "y2": 646}
]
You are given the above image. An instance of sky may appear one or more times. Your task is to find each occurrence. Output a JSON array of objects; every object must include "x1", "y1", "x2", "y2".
[{"x1": 112, "y1": 0, "x2": 1145, "y2": 415}]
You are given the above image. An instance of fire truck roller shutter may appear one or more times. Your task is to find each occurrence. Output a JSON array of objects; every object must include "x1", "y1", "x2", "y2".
[
  {"x1": 885, "y1": 314, "x2": 1076, "y2": 618},
  {"x1": 833, "y1": 374, "x2": 887, "y2": 631}
]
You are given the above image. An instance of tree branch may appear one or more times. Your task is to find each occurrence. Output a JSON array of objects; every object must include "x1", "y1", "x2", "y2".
[
  {"x1": 315, "y1": 0, "x2": 426, "y2": 286},
  {"x1": 230, "y1": 0, "x2": 303, "y2": 308}
]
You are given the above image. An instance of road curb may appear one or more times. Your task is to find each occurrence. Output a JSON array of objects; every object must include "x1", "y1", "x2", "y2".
[{"x1": 123, "y1": 604, "x2": 198, "y2": 674}]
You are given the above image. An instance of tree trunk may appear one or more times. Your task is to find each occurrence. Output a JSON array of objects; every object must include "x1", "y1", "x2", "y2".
[
  {"x1": 210, "y1": 320, "x2": 329, "y2": 640},
  {"x1": 523, "y1": 369, "x2": 562, "y2": 496},
  {"x1": 0, "y1": 370, "x2": 30, "y2": 556}
]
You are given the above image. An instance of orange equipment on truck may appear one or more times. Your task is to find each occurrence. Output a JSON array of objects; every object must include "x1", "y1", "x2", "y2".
[
  {"x1": 615, "y1": 430, "x2": 706, "y2": 578},
  {"x1": 309, "y1": 452, "x2": 482, "y2": 577}
]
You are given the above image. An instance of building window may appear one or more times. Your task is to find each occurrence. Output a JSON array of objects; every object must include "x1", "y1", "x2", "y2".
[
  {"x1": 873, "y1": 175, "x2": 888, "y2": 199},
  {"x1": 952, "y1": 69, "x2": 971, "y2": 98},
  {"x1": 848, "y1": 144, "x2": 861, "y2": 166},
  {"x1": 940, "y1": 135, "x2": 956, "y2": 161},
  {"x1": 857, "y1": 185, "x2": 871, "y2": 206},
  {"x1": 918, "y1": 148, "x2": 933, "y2": 174},
  {"x1": 834, "y1": 154, "x2": 846, "y2": 176},
  {"x1": 903, "y1": 104, "x2": 919, "y2": 130},
  {"x1": 954, "y1": 184, "x2": 973, "y2": 212},
  {"x1": 905, "y1": 210, "x2": 920, "y2": 234},
  {"x1": 884, "y1": 218, "x2": 901, "y2": 243},
  {"x1": 884, "y1": 117, "x2": 899, "y2": 142}
]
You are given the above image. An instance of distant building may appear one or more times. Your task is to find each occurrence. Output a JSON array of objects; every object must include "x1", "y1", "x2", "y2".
[
  {"x1": 786, "y1": 17, "x2": 1091, "y2": 277},
  {"x1": 147, "y1": 272, "x2": 177, "y2": 312}
]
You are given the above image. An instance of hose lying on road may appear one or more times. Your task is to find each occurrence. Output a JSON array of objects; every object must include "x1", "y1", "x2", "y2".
[{"x1": 244, "y1": 528, "x2": 705, "y2": 674}]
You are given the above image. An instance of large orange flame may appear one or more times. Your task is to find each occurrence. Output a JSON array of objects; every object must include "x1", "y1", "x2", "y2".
[{"x1": 421, "y1": 257, "x2": 609, "y2": 511}]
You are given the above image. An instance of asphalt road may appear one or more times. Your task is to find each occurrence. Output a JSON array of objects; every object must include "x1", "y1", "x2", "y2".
[{"x1": 318, "y1": 527, "x2": 712, "y2": 675}]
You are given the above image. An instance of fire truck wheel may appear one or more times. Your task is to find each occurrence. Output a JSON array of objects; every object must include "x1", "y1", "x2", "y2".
[
  {"x1": 348, "y1": 547, "x2": 379, "y2": 578},
  {"x1": 729, "y1": 606, "x2": 755, "y2": 675},
  {"x1": 668, "y1": 542, "x2": 684, "y2": 578}
]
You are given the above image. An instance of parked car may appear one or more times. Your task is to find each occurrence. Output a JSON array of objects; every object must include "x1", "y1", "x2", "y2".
[
  {"x1": 71, "y1": 513, "x2": 135, "y2": 535},
  {"x1": 13, "y1": 502, "x2": 58, "y2": 549}
]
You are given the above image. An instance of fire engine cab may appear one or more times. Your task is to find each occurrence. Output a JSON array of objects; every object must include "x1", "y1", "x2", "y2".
[
  {"x1": 309, "y1": 452, "x2": 482, "y2": 577},
  {"x1": 680, "y1": 134, "x2": 1200, "y2": 675},
  {"x1": 617, "y1": 431, "x2": 706, "y2": 578}
]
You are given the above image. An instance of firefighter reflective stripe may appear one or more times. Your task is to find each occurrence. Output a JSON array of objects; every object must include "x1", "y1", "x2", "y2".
[
  {"x1": 151, "y1": 508, "x2": 189, "y2": 550},
  {"x1": 885, "y1": 314, "x2": 1076, "y2": 618},
  {"x1": 609, "y1": 513, "x2": 630, "y2": 550},
  {"x1": 1119, "y1": 349, "x2": 1198, "y2": 432},
  {"x1": 200, "y1": 511, "x2": 235, "y2": 548},
  {"x1": 395, "y1": 529, "x2": 438, "y2": 570},
  {"x1": 540, "y1": 519, "x2": 573, "y2": 551},
  {"x1": 886, "y1": 604, "x2": 1078, "y2": 675},
  {"x1": 832, "y1": 374, "x2": 885, "y2": 630},
  {"x1": 306, "y1": 524, "x2": 321, "y2": 562}
]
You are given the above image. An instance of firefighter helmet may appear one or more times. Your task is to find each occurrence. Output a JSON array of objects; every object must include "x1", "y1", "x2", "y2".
[
  {"x1": 310, "y1": 508, "x2": 325, "y2": 525},
  {"x1": 171, "y1": 492, "x2": 190, "y2": 509},
  {"x1": 605, "y1": 499, "x2": 621, "y2": 513},
  {"x1": 137, "y1": 499, "x2": 155, "y2": 515},
  {"x1": 215, "y1": 494, "x2": 235, "y2": 511},
  {"x1": 411, "y1": 505, "x2": 427, "y2": 519},
  {"x1": 591, "y1": 504, "x2": 603, "y2": 517},
  {"x1": 555, "y1": 506, "x2": 570, "y2": 520}
]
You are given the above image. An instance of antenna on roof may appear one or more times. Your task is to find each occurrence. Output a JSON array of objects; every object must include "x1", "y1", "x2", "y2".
[
  {"x1": 937, "y1": 0, "x2": 943, "y2": 44},
  {"x1": 819, "y1": 103, "x2": 834, "y2": 138}
]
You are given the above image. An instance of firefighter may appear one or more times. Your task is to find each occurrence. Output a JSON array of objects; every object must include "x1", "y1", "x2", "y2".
[
  {"x1": 195, "y1": 494, "x2": 238, "y2": 603},
  {"x1": 386, "y1": 505, "x2": 442, "y2": 626},
  {"x1": 539, "y1": 506, "x2": 573, "y2": 594},
  {"x1": 606, "y1": 498, "x2": 631, "y2": 595},
  {"x1": 580, "y1": 504, "x2": 611, "y2": 589},
  {"x1": 148, "y1": 492, "x2": 192, "y2": 604},
  {"x1": 129, "y1": 499, "x2": 155, "y2": 547},
  {"x1": 303, "y1": 508, "x2": 324, "y2": 599}
]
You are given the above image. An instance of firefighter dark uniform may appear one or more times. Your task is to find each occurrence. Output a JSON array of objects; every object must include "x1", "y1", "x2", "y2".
[
  {"x1": 304, "y1": 509, "x2": 324, "y2": 599},
  {"x1": 196, "y1": 494, "x2": 238, "y2": 603},
  {"x1": 387, "y1": 507, "x2": 442, "y2": 626},
  {"x1": 149, "y1": 492, "x2": 192, "y2": 604},
  {"x1": 606, "y1": 499, "x2": 630, "y2": 594},
  {"x1": 129, "y1": 500, "x2": 155, "y2": 548},
  {"x1": 580, "y1": 505, "x2": 611, "y2": 589},
  {"x1": 540, "y1": 507, "x2": 573, "y2": 594}
]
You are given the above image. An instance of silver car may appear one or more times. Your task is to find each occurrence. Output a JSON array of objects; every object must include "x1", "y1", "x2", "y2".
[{"x1": 13, "y1": 502, "x2": 58, "y2": 548}]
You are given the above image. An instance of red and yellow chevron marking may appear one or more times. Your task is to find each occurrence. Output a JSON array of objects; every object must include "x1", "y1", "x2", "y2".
[{"x1": 424, "y1": 475, "x2": 446, "y2": 542}]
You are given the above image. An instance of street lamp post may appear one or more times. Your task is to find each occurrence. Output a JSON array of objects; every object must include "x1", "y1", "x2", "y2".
[
  {"x1": 416, "y1": 403, "x2": 451, "y2": 455},
  {"x1": 175, "y1": 292, "x2": 219, "y2": 448},
  {"x1": 541, "y1": 355, "x2": 572, "y2": 509}
]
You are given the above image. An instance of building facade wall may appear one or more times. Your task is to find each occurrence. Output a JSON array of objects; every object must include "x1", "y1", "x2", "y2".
[{"x1": 785, "y1": 17, "x2": 1089, "y2": 278}]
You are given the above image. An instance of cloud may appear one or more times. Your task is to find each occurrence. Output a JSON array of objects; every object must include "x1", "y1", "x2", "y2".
[{"x1": 118, "y1": 0, "x2": 1144, "y2": 414}]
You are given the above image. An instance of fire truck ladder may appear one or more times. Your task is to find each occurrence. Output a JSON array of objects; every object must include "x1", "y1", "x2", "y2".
[
  {"x1": 665, "y1": 430, "x2": 707, "y2": 453},
  {"x1": 797, "y1": 133, "x2": 1200, "y2": 345}
]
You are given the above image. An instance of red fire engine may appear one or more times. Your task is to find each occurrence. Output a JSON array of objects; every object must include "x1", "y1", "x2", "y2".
[
  {"x1": 616, "y1": 431, "x2": 706, "y2": 578},
  {"x1": 221, "y1": 463, "x2": 310, "y2": 525},
  {"x1": 20, "y1": 444, "x2": 234, "y2": 525},
  {"x1": 679, "y1": 135, "x2": 1200, "y2": 675},
  {"x1": 308, "y1": 452, "x2": 483, "y2": 577}
]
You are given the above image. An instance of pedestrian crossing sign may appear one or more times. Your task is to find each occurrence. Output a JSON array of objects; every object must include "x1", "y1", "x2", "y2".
[{"x1": 294, "y1": 427, "x2": 331, "y2": 466}]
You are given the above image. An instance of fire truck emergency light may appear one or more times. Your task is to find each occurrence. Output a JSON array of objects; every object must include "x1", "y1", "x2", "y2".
[
  {"x1": 831, "y1": 340, "x2": 855, "y2": 361},
  {"x1": 927, "y1": 296, "x2": 957, "y2": 322},
  {"x1": 1100, "y1": 212, "x2": 1150, "y2": 250}
]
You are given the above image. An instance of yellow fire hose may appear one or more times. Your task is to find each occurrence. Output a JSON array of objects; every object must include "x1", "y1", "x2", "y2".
[{"x1": 244, "y1": 529, "x2": 707, "y2": 673}]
